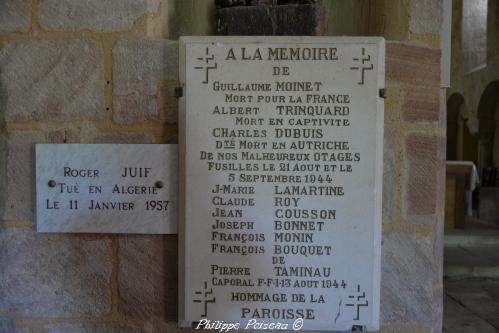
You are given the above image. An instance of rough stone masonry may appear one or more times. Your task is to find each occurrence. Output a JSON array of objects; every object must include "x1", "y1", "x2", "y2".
[{"x1": 0, "y1": 0, "x2": 444, "y2": 332}]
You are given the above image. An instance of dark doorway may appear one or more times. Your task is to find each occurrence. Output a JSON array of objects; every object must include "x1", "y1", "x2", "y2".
[
  {"x1": 478, "y1": 81, "x2": 499, "y2": 171},
  {"x1": 447, "y1": 93, "x2": 465, "y2": 160}
]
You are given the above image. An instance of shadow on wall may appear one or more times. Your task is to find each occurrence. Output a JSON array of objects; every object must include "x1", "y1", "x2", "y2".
[
  {"x1": 168, "y1": 0, "x2": 215, "y2": 39},
  {"x1": 447, "y1": 93, "x2": 465, "y2": 160},
  {"x1": 164, "y1": 234, "x2": 178, "y2": 321},
  {"x1": 0, "y1": 68, "x2": 6, "y2": 221},
  {"x1": 478, "y1": 80, "x2": 499, "y2": 170},
  {"x1": 446, "y1": 92, "x2": 480, "y2": 165}
]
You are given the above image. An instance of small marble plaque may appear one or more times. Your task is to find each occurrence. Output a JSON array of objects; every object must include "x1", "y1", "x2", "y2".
[
  {"x1": 36, "y1": 144, "x2": 177, "y2": 234},
  {"x1": 179, "y1": 36, "x2": 384, "y2": 331}
]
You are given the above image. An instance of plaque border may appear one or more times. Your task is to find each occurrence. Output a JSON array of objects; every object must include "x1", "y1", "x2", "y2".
[
  {"x1": 35, "y1": 143, "x2": 178, "y2": 234},
  {"x1": 178, "y1": 36, "x2": 385, "y2": 331}
]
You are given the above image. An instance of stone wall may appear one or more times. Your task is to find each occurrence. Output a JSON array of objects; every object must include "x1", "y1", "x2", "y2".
[
  {"x1": 325, "y1": 0, "x2": 442, "y2": 49},
  {"x1": 381, "y1": 42, "x2": 444, "y2": 333},
  {"x1": 462, "y1": 0, "x2": 487, "y2": 74},
  {"x1": 448, "y1": 0, "x2": 499, "y2": 159},
  {"x1": 332, "y1": 3, "x2": 446, "y2": 331},
  {"x1": 0, "y1": 1, "x2": 205, "y2": 332},
  {"x1": 0, "y1": 1, "x2": 444, "y2": 332}
]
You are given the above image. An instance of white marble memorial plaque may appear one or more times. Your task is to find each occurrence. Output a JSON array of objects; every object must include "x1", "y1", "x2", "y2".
[
  {"x1": 36, "y1": 144, "x2": 177, "y2": 234},
  {"x1": 179, "y1": 37, "x2": 384, "y2": 331}
]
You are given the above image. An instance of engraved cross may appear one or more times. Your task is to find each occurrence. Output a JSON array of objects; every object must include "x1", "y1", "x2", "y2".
[
  {"x1": 193, "y1": 281, "x2": 216, "y2": 318},
  {"x1": 350, "y1": 48, "x2": 374, "y2": 85},
  {"x1": 346, "y1": 284, "x2": 369, "y2": 321},
  {"x1": 194, "y1": 47, "x2": 218, "y2": 84}
]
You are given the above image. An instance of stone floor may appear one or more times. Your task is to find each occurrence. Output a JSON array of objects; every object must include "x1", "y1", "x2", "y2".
[
  {"x1": 443, "y1": 218, "x2": 499, "y2": 332},
  {"x1": 444, "y1": 280, "x2": 499, "y2": 332}
]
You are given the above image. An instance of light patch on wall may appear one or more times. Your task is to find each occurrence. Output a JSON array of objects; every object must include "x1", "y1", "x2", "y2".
[{"x1": 462, "y1": 0, "x2": 488, "y2": 73}]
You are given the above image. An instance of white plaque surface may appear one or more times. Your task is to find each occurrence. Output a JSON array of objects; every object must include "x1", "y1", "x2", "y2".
[
  {"x1": 179, "y1": 37, "x2": 384, "y2": 331},
  {"x1": 36, "y1": 144, "x2": 177, "y2": 234}
]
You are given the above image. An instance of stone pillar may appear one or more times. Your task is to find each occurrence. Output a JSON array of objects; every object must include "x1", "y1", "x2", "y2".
[{"x1": 216, "y1": 4, "x2": 444, "y2": 333}]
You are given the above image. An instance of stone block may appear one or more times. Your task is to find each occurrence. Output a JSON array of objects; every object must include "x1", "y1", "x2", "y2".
[
  {"x1": 0, "y1": 229, "x2": 112, "y2": 316},
  {"x1": 386, "y1": 42, "x2": 440, "y2": 122},
  {"x1": 38, "y1": 0, "x2": 160, "y2": 32},
  {"x1": 384, "y1": 82, "x2": 403, "y2": 127},
  {"x1": 403, "y1": 83, "x2": 440, "y2": 123},
  {"x1": 47, "y1": 129, "x2": 80, "y2": 143},
  {"x1": 113, "y1": 39, "x2": 178, "y2": 124},
  {"x1": 381, "y1": 232, "x2": 440, "y2": 329},
  {"x1": 2, "y1": 132, "x2": 44, "y2": 221},
  {"x1": 405, "y1": 134, "x2": 438, "y2": 217},
  {"x1": 216, "y1": 4, "x2": 326, "y2": 35},
  {"x1": 410, "y1": 0, "x2": 443, "y2": 34},
  {"x1": 383, "y1": 128, "x2": 398, "y2": 224},
  {"x1": 42, "y1": 122, "x2": 98, "y2": 144},
  {"x1": 0, "y1": 0, "x2": 31, "y2": 33},
  {"x1": 92, "y1": 133, "x2": 154, "y2": 144},
  {"x1": 118, "y1": 235, "x2": 177, "y2": 320},
  {"x1": 0, "y1": 40, "x2": 105, "y2": 122}
]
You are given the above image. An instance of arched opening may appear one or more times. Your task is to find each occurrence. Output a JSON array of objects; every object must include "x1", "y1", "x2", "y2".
[
  {"x1": 477, "y1": 81, "x2": 499, "y2": 173},
  {"x1": 446, "y1": 93, "x2": 479, "y2": 163},
  {"x1": 476, "y1": 81, "x2": 499, "y2": 225},
  {"x1": 445, "y1": 93, "x2": 480, "y2": 229},
  {"x1": 462, "y1": 119, "x2": 479, "y2": 166},
  {"x1": 446, "y1": 93, "x2": 465, "y2": 160}
]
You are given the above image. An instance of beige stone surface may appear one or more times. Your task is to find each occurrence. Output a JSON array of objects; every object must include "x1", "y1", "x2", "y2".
[
  {"x1": 382, "y1": 127, "x2": 398, "y2": 224},
  {"x1": 405, "y1": 134, "x2": 438, "y2": 218},
  {"x1": 0, "y1": 229, "x2": 112, "y2": 316},
  {"x1": 381, "y1": 232, "x2": 440, "y2": 329},
  {"x1": 410, "y1": 0, "x2": 443, "y2": 34},
  {"x1": 113, "y1": 39, "x2": 178, "y2": 124},
  {"x1": 47, "y1": 129, "x2": 80, "y2": 144},
  {"x1": 3, "y1": 132, "x2": 44, "y2": 221},
  {"x1": 42, "y1": 122, "x2": 98, "y2": 145},
  {"x1": 38, "y1": 0, "x2": 160, "y2": 32},
  {"x1": 0, "y1": 0, "x2": 31, "y2": 33},
  {"x1": 386, "y1": 43, "x2": 441, "y2": 122},
  {"x1": 0, "y1": 40, "x2": 105, "y2": 122},
  {"x1": 92, "y1": 133, "x2": 155, "y2": 144},
  {"x1": 118, "y1": 235, "x2": 177, "y2": 320}
]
